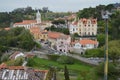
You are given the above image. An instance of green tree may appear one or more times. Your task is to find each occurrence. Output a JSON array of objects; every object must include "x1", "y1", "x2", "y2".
[
  {"x1": 46, "y1": 66, "x2": 56, "y2": 80},
  {"x1": 64, "y1": 65, "x2": 70, "y2": 80},
  {"x1": 110, "y1": 11, "x2": 120, "y2": 39},
  {"x1": 97, "y1": 34, "x2": 105, "y2": 47},
  {"x1": 1, "y1": 54, "x2": 10, "y2": 62},
  {"x1": 57, "y1": 56, "x2": 74, "y2": 64},
  {"x1": 96, "y1": 62, "x2": 120, "y2": 80},
  {"x1": 52, "y1": 19, "x2": 65, "y2": 25},
  {"x1": 108, "y1": 40, "x2": 120, "y2": 63},
  {"x1": 6, "y1": 57, "x2": 24, "y2": 66}
]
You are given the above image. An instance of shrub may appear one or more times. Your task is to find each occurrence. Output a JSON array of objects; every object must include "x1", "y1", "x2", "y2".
[
  {"x1": 47, "y1": 55, "x2": 60, "y2": 61},
  {"x1": 6, "y1": 56, "x2": 24, "y2": 66},
  {"x1": 1, "y1": 54, "x2": 10, "y2": 62},
  {"x1": 57, "y1": 56, "x2": 74, "y2": 64},
  {"x1": 85, "y1": 48, "x2": 104, "y2": 58}
]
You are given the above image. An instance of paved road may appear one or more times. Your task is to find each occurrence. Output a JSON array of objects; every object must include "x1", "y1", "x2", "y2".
[
  {"x1": 31, "y1": 42, "x2": 100, "y2": 66},
  {"x1": 67, "y1": 54, "x2": 99, "y2": 66},
  {"x1": 32, "y1": 50, "x2": 99, "y2": 66}
]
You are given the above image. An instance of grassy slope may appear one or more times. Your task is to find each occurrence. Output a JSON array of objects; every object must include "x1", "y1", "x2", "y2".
[
  {"x1": 27, "y1": 57, "x2": 98, "y2": 80},
  {"x1": 27, "y1": 57, "x2": 92, "y2": 71}
]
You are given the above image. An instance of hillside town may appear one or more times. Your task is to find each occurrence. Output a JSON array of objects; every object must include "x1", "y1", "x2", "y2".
[{"x1": 0, "y1": 1, "x2": 120, "y2": 80}]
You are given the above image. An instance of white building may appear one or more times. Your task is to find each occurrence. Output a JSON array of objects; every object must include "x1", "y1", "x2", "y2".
[
  {"x1": 71, "y1": 39, "x2": 98, "y2": 50},
  {"x1": 0, "y1": 63, "x2": 48, "y2": 80},
  {"x1": 13, "y1": 11, "x2": 41, "y2": 29},
  {"x1": 9, "y1": 51, "x2": 24, "y2": 60},
  {"x1": 69, "y1": 18, "x2": 97, "y2": 36}
]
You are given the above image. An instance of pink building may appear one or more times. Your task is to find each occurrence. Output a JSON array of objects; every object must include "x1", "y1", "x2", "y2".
[{"x1": 56, "y1": 34, "x2": 71, "y2": 53}]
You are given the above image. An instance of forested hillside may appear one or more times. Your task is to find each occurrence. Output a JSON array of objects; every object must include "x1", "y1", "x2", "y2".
[{"x1": 0, "y1": 6, "x2": 71, "y2": 28}]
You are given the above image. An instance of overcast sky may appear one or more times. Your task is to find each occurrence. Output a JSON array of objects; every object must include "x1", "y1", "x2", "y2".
[{"x1": 0, "y1": 0, "x2": 120, "y2": 12}]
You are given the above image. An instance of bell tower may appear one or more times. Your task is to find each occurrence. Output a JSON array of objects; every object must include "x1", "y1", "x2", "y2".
[{"x1": 36, "y1": 10, "x2": 41, "y2": 23}]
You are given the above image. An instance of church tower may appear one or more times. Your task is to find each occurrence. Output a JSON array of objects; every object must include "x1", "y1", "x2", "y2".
[{"x1": 36, "y1": 10, "x2": 41, "y2": 23}]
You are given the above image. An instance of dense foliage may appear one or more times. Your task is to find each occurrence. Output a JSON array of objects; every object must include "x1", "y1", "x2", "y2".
[
  {"x1": 64, "y1": 65, "x2": 70, "y2": 80},
  {"x1": 6, "y1": 57, "x2": 24, "y2": 66},
  {"x1": 45, "y1": 26, "x2": 69, "y2": 35},
  {"x1": 96, "y1": 62, "x2": 120, "y2": 80},
  {"x1": 0, "y1": 27, "x2": 39, "y2": 51},
  {"x1": 52, "y1": 19, "x2": 65, "y2": 25},
  {"x1": 85, "y1": 48, "x2": 104, "y2": 57},
  {"x1": 85, "y1": 40, "x2": 120, "y2": 64},
  {"x1": 77, "y1": 4, "x2": 114, "y2": 20}
]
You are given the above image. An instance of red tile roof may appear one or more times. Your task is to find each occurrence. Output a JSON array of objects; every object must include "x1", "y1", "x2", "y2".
[
  {"x1": 71, "y1": 39, "x2": 98, "y2": 45},
  {"x1": 25, "y1": 54, "x2": 35, "y2": 58},
  {"x1": 80, "y1": 39, "x2": 98, "y2": 45},
  {"x1": 8, "y1": 66, "x2": 24, "y2": 70},
  {"x1": 4, "y1": 28, "x2": 10, "y2": 30},
  {"x1": 14, "y1": 20, "x2": 37, "y2": 25},
  {"x1": 72, "y1": 21, "x2": 78, "y2": 25},
  {"x1": 0, "y1": 63, "x2": 7, "y2": 69},
  {"x1": 48, "y1": 32, "x2": 69, "y2": 39},
  {"x1": 34, "y1": 70, "x2": 48, "y2": 73},
  {"x1": 79, "y1": 18, "x2": 97, "y2": 24},
  {"x1": 9, "y1": 51, "x2": 21, "y2": 60},
  {"x1": 48, "y1": 32, "x2": 61, "y2": 39},
  {"x1": 30, "y1": 26, "x2": 41, "y2": 34}
]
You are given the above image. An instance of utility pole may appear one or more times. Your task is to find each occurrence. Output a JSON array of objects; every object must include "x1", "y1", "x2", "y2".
[{"x1": 101, "y1": 10, "x2": 111, "y2": 80}]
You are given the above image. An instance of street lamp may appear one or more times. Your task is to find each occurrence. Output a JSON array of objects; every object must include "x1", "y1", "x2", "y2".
[{"x1": 101, "y1": 10, "x2": 111, "y2": 80}]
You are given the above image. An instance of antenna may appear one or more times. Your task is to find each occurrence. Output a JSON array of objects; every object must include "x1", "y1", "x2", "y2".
[{"x1": 101, "y1": 10, "x2": 112, "y2": 19}]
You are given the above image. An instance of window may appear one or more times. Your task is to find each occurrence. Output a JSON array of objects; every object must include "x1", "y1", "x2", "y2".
[
  {"x1": 79, "y1": 29, "x2": 81, "y2": 31},
  {"x1": 60, "y1": 49, "x2": 62, "y2": 51},
  {"x1": 5, "y1": 70, "x2": 9, "y2": 77},
  {"x1": 84, "y1": 32, "x2": 86, "y2": 35},
  {"x1": 92, "y1": 32, "x2": 94, "y2": 35},
  {"x1": 88, "y1": 32, "x2": 90, "y2": 35},
  {"x1": 79, "y1": 32, "x2": 81, "y2": 34},
  {"x1": 73, "y1": 28, "x2": 75, "y2": 31}
]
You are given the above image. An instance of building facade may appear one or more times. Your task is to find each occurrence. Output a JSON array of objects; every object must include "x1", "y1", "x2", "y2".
[
  {"x1": 30, "y1": 26, "x2": 48, "y2": 41},
  {"x1": 71, "y1": 39, "x2": 98, "y2": 50},
  {"x1": 56, "y1": 34, "x2": 71, "y2": 53},
  {"x1": 69, "y1": 18, "x2": 97, "y2": 36}
]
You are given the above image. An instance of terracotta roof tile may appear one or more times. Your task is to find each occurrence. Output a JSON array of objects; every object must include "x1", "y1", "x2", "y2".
[
  {"x1": 4, "y1": 28, "x2": 10, "y2": 30},
  {"x1": 34, "y1": 70, "x2": 48, "y2": 73},
  {"x1": 48, "y1": 32, "x2": 69, "y2": 39},
  {"x1": 8, "y1": 66, "x2": 24, "y2": 70},
  {"x1": 25, "y1": 54, "x2": 35, "y2": 58},
  {"x1": 30, "y1": 26, "x2": 41, "y2": 34},
  {"x1": 79, "y1": 18, "x2": 97, "y2": 24},
  {"x1": 0, "y1": 63, "x2": 7, "y2": 69},
  {"x1": 9, "y1": 51, "x2": 20, "y2": 60},
  {"x1": 14, "y1": 20, "x2": 37, "y2": 25},
  {"x1": 71, "y1": 39, "x2": 98, "y2": 45},
  {"x1": 80, "y1": 39, "x2": 98, "y2": 45},
  {"x1": 48, "y1": 32, "x2": 61, "y2": 39},
  {"x1": 72, "y1": 21, "x2": 78, "y2": 25}
]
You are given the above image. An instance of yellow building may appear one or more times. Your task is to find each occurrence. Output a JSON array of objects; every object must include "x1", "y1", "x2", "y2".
[{"x1": 29, "y1": 26, "x2": 48, "y2": 41}]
